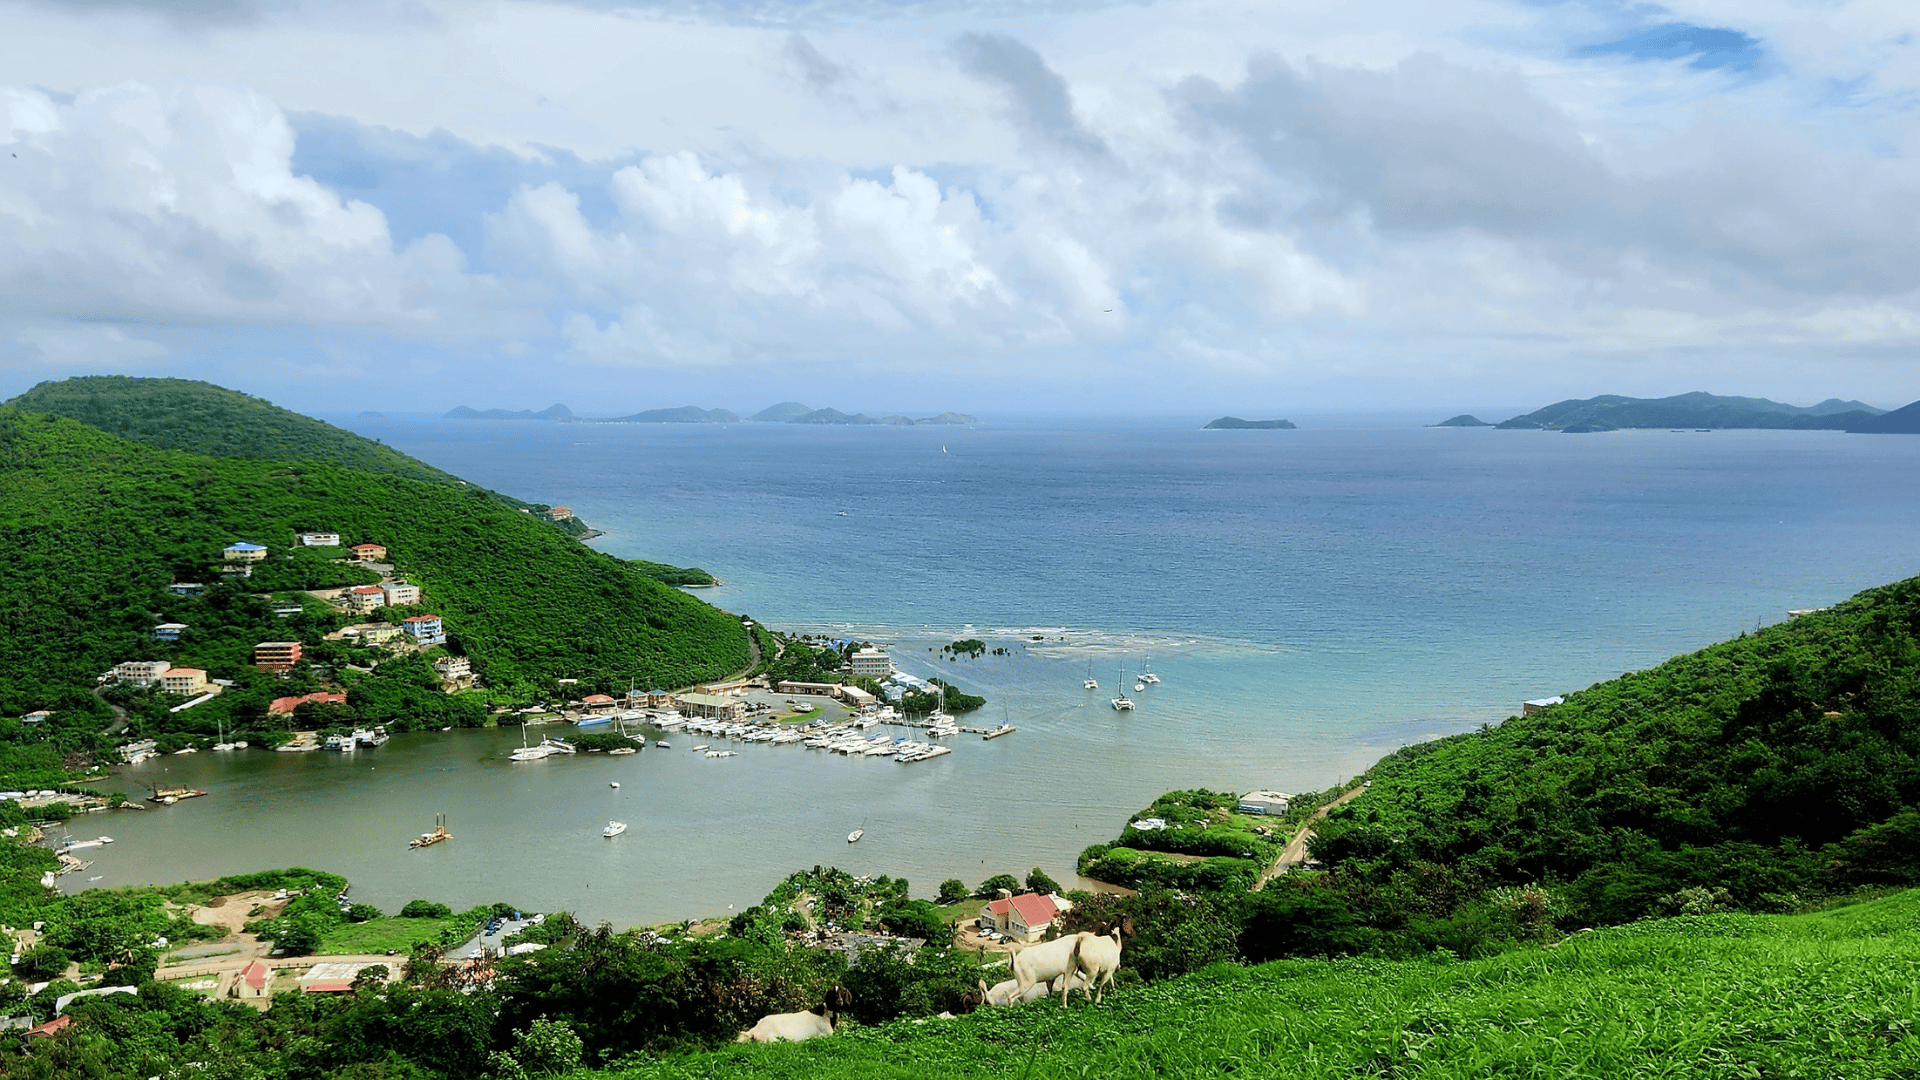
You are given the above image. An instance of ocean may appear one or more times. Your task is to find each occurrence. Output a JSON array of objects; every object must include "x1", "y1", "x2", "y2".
[{"x1": 83, "y1": 414, "x2": 1920, "y2": 925}]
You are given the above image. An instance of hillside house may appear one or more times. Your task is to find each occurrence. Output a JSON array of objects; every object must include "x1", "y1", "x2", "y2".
[
  {"x1": 253, "y1": 641, "x2": 302, "y2": 672},
  {"x1": 232, "y1": 959, "x2": 273, "y2": 1000},
  {"x1": 545, "y1": 506, "x2": 574, "y2": 521},
  {"x1": 269, "y1": 692, "x2": 347, "y2": 717},
  {"x1": 331, "y1": 623, "x2": 403, "y2": 646},
  {"x1": 1522, "y1": 696, "x2": 1564, "y2": 716},
  {"x1": 168, "y1": 583, "x2": 204, "y2": 597},
  {"x1": 344, "y1": 585, "x2": 386, "y2": 613},
  {"x1": 381, "y1": 581, "x2": 421, "y2": 606},
  {"x1": 153, "y1": 623, "x2": 187, "y2": 641},
  {"x1": 109, "y1": 660, "x2": 172, "y2": 687},
  {"x1": 625, "y1": 689, "x2": 672, "y2": 708},
  {"x1": 348, "y1": 543, "x2": 388, "y2": 563},
  {"x1": 431, "y1": 655, "x2": 474, "y2": 688},
  {"x1": 403, "y1": 614, "x2": 446, "y2": 646},
  {"x1": 19, "y1": 711, "x2": 50, "y2": 725},
  {"x1": 296, "y1": 532, "x2": 341, "y2": 547},
  {"x1": 223, "y1": 542, "x2": 268, "y2": 563},
  {"x1": 979, "y1": 892, "x2": 1073, "y2": 944},
  {"x1": 160, "y1": 668, "x2": 208, "y2": 695}
]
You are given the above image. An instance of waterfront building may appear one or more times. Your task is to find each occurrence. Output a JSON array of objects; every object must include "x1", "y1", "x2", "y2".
[
  {"x1": 580, "y1": 693, "x2": 617, "y2": 713},
  {"x1": 253, "y1": 641, "x2": 302, "y2": 672},
  {"x1": 403, "y1": 614, "x2": 446, "y2": 645},
  {"x1": 344, "y1": 585, "x2": 386, "y2": 613},
  {"x1": 109, "y1": 660, "x2": 172, "y2": 686},
  {"x1": 348, "y1": 543, "x2": 388, "y2": 563},
  {"x1": 296, "y1": 532, "x2": 341, "y2": 547},
  {"x1": 153, "y1": 623, "x2": 187, "y2": 641},
  {"x1": 1236, "y1": 790, "x2": 1292, "y2": 816},
  {"x1": 269, "y1": 691, "x2": 347, "y2": 716},
  {"x1": 850, "y1": 647, "x2": 893, "y2": 677},
  {"x1": 674, "y1": 692, "x2": 745, "y2": 720},
  {"x1": 160, "y1": 667, "x2": 209, "y2": 695},
  {"x1": 545, "y1": 506, "x2": 574, "y2": 521},
  {"x1": 380, "y1": 581, "x2": 421, "y2": 606},
  {"x1": 222, "y1": 542, "x2": 268, "y2": 563},
  {"x1": 1521, "y1": 696, "x2": 1564, "y2": 716},
  {"x1": 979, "y1": 892, "x2": 1073, "y2": 944}
]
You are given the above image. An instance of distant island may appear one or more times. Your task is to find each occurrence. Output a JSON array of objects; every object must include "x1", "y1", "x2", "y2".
[
  {"x1": 1434, "y1": 414, "x2": 1491, "y2": 427},
  {"x1": 609, "y1": 406, "x2": 741, "y2": 424},
  {"x1": 444, "y1": 403, "x2": 573, "y2": 420},
  {"x1": 1849, "y1": 399, "x2": 1920, "y2": 434},
  {"x1": 750, "y1": 402, "x2": 976, "y2": 425},
  {"x1": 1459, "y1": 392, "x2": 1901, "y2": 433},
  {"x1": 1204, "y1": 417, "x2": 1296, "y2": 429}
]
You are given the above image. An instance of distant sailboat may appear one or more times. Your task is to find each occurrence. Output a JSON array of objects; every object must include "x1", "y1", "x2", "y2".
[
  {"x1": 1084, "y1": 657, "x2": 1098, "y2": 691},
  {"x1": 1111, "y1": 665, "x2": 1135, "y2": 711}
]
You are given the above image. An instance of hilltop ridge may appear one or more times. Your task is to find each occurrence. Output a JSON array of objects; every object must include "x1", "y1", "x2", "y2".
[{"x1": 1482, "y1": 391, "x2": 1893, "y2": 431}]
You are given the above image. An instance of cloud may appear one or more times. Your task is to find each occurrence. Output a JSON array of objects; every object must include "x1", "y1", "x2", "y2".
[
  {"x1": 951, "y1": 31, "x2": 1109, "y2": 159},
  {"x1": 0, "y1": 80, "x2": 509, "y2": 335}
]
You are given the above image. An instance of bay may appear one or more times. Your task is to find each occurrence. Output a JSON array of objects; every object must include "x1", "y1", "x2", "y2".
[{"x1": 73, "y1": 415, "x2": 1920, "y2": 925}]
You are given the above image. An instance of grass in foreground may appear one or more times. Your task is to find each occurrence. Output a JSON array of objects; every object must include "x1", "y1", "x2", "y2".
[{"x1": 584, "y1": 890, "x2": 1920, "y2": 1079}]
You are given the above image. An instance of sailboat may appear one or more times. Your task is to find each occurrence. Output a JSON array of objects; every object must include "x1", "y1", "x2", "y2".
[
  {"x1": 1110, "y1": 665, "x2": 1135, "y2": 711},
  {"x1": 1139, "y1": 657, "x2": 1159, "y2": 684},
  {"x1": 509, "y1": 722, "x2": 556, "y2": 761},
  {"x1": 1083, "y1": 657, "x2": 1098, "y2": 691}
]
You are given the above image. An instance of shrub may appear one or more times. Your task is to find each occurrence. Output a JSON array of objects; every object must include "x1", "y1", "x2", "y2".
[
  {"x1": 937, "y1": 879, "x2": 970, "y2": 905},
  {"x1": 401, "y1": 900, "x2": 452, "y2": 920}
]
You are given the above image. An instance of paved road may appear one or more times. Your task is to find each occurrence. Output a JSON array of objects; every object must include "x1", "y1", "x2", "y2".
[{"x1": 1254, "y1": 784, "x2": 1367, "y2": 890}]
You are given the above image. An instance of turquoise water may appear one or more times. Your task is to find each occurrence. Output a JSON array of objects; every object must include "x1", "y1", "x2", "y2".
[{"x1": 73, "y1": 415, "x2": 1920, "y2": 924}]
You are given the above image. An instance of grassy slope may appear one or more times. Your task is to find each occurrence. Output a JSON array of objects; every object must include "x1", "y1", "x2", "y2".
[
  {"x1": 5, "y1": 375, "x2": 480, "y2": 491},
  {"x1": 0, "y1": 409, "x2": 747, "y2": 701},
  {"x1": 593, "y1": 890, "x2": 1920, "y2": 1079}
]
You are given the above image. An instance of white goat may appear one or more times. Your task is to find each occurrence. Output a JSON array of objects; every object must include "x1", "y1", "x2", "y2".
[
  {"x1": 1065, "y1": 927, "x2": 1123, "y2": 1005},
  {"x1": 979, "y1": 971, "x2": 1088, "y2": 1007},
  {"x1": 1009, "y1": 933, "x2": 1092, "y2": 1008},
  {"x1": 736, "y1": 986, "x2": 852, "y2": 1043}
]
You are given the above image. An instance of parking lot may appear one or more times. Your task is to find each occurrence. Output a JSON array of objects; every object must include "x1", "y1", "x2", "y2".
[{"x1": 453, "y1": 912, "x2": 543, "y2": 958}]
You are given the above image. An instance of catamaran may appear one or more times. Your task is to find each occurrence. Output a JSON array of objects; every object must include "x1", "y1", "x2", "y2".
[
  {"x1": 1111, "y1": 665, "x2": 1135, "y2": 711},
  {"x1": 1083, "y1": 657, "x2": 1099, "y2": 691}
]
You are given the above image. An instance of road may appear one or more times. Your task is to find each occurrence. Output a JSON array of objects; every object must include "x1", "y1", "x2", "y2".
[{"x1": 1254, "y1": 783, "x2": 1368, "y2": 890}]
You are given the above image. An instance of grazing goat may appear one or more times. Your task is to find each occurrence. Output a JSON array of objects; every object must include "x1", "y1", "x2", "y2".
[
  {"x1": 1065, "y1": 924, "x2": 1125, "y2": 1005},
  {"x1": 1009, "y1": 933, "x2": 1092, "y2": 1008},
  {"x1": 736, "y1": 985, "x2": 853, "y2": 1043},
  {"x1": 979, "y1": 972, "x2": 1088, "y2": 1007}
]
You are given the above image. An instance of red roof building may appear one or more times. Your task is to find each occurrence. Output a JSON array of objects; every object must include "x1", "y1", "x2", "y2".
[
  {"x1": 269, "y1": 692, "x2": 347, "y2": 716},
  {"x1": 25, "y1": 1015, "x2": 72, "y2": 1041},
  {"x1": 233, "y1": 959, "x2": 273, "y2": 999},
  {"x1": 981, "y1": 892, "x2": 1071, "y2": 944}
]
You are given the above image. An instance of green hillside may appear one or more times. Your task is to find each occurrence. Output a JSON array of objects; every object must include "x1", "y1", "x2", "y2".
[
  {"x1": 4, "y1": 376, "x2": 485, "y2": 488},
  {"x1": 0, "y1": 408, "x2": 748, "y2": 731},
  {"x1": 1306, "y1": 575, "x2": 1920, "y2": 929}
]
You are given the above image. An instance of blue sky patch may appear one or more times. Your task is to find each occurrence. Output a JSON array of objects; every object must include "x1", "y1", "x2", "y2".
[{"x1": 1576, "y1": 23, "x2": 1763, "y2": 71}]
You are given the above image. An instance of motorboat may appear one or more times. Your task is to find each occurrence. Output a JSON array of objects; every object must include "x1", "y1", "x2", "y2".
[
  {"x1": 603, "y1": 821, "x2": 628, "y2": 838},
  {"x1": 609, "y1": 781, "x2": 620, "y2": 789},
  {"x1": 1134, "y1": 681, "x2": 1146, "y2": 693},
  {"x1": 655, "y1": 740, "x2": 670, "y2": 748},
  {"x1": 607, "y1": 746, "x2": 636, "y2": 755},
  {"x1": 691, "y1": 744, "x2": 710, "y2": 752},
  {"x1": 848, "y1": 821, "x2": 865, "y2": 843}
]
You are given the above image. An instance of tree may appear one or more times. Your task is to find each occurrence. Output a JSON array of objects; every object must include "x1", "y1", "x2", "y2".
[
  {"x1": 401, "y1": 899, "x2": 453, "y2": 919},
  {"x1": 1026, "y1": 867, "x2": 1061, "y2": 895},
  {"x1": 937, "y1": 879, "x2": 970, "y2": 905},
  {"x1": 488, "y1": 1015, "x2": 585, "y2": 1078},
  {"x1": 275, "y1": 917, "x2": 325, "y2": 956},
  {"x1": 346, "y1": 903, "x2": 383, "y2": 923},
  {"x1": 350, "y1": 964, "x2": 390, "y2": 992},
  {"x1": 975, "y1": 874, "x2": 1020, "y2": 899},
  {"x1": 14, "y1": 943, "x2": 69, "y2": 981}
]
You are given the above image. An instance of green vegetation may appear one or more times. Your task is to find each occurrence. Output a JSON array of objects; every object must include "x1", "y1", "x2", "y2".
[
  {"x1": 579, "y1": 893, "x2": 1920, "y2": 1080},
  {"x1": 318, "y1": 910, "x2": 484, "y2": 955},
  {"x1": 0, "y1": 407, "x2": 749, "y2": 749},
  {"x1": 628, "y1": 559, "x2": 718, "y2": 587},
  {"x1": 939, "y1": 638, "x2": 986, "y2": 659},
  {"x1": 1491, "y1": 391, "x2": 1884, "y2": 431}
]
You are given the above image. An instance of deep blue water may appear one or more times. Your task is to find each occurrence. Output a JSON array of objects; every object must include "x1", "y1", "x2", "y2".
[{"x1": 75, "y1": 414, "x2": 1920, "y2": 923}]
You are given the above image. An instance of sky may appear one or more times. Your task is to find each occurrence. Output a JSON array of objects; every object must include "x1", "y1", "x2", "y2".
[{"x1": 1, "y1": 0, "x2": 1917, "y2": 417}]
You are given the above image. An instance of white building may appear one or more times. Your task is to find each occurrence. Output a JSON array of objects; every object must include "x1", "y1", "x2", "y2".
[
  {"x1": 160, "y1": 668, "x2": 208, "y2": 695},
  {"x1": 297, "y1": 532, "x2": 341, "y2": 547},
  {"x1": 850, "y1": 648, "x2": 893, "y2": 677},
  {"x1": 381, "y1": 581, "x2": 421, "y2": 606},
  {"x1": 1236, "y1": 790, "x2": 1292, "y2": 816},
  {"x1": 222, "y1": 542, "x2": 268, "y2": 563},
  {"x1": 109, "y1": 660, "x2": 172, "y2": 686}
]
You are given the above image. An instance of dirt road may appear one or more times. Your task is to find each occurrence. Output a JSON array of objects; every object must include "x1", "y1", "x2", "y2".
[{"x1": 1254, "y1": 783, "x2": 1367, "y2": 890}]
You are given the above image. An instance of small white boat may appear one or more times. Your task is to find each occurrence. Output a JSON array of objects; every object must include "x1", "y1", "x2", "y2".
[
  {"x1": 1134, "y1": 681, "x2": 1146, "y2": 692},
  {"x1": 847, "y1": 828, "x2": 864, "y2": 843},
  {"x1": 609, "y1": 781, "x2": 619, "y2": 789},
  {"x1": 603, "y1": 820, "x2": 627, "y2": 838},
  {"x1": 655, "y1": 741, "x2": 670, "y2": 748},
  {"x1": 691, "y1": 744, "x2": 710, "y2": 752}
]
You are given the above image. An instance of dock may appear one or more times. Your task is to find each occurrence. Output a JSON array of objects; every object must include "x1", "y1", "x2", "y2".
[{"x1": 977, "y1": 725, "x2": 1016, "y2": 740}]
